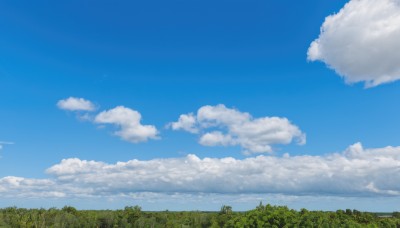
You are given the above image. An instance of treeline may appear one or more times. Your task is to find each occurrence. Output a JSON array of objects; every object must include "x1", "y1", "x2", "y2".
[{"x1": 0, "y1": 203, "x2": 400, "y2": 227}]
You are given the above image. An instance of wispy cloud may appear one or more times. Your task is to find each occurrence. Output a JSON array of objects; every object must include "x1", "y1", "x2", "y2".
[{"x1": 0, "y1": 141, "x2": 14, "y2": 151}]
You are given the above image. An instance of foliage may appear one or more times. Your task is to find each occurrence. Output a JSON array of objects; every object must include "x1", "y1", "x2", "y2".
[{"x1": 0, "y1": 203, "x2": 399, "y2": 227}]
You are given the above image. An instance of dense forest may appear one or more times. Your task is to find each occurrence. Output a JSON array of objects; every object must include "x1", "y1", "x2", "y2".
[{"x1": 1, "y1": 203, "x2": 400, "y2": 228}]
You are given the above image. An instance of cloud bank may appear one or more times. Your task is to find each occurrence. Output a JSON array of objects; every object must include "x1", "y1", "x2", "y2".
[
  {"x1": 169, "y1": 104, "x2": 305, "y2": 154},
  {"x1": 57, "y1": 97, "x2": 96, "y2": 111},
  {"x1": 308, "y1": 0, "x2": 400, "y2": 87},
  {"x1": 2, "y1": 143, "x2": 400, "y2": 200}
]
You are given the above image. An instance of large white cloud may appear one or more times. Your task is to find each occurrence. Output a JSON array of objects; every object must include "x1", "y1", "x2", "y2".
[
  {"x1": 308, "y1": 0, "x2": 400, "y2": 87},
  {"x1": 95, "y1": 106, "x2": 159, "y2": 143},
  {"x1": 169, "y1": 104, "x2": 305, "y2": 154},
  {"x1": 57, "y1": 97, "x2": 96, "y2": 111},
  {"x1": 2, "y1": 143, "x2": 400, "y2": 200},
  {"x1": 44, "y1": 142, "x2": 400, "y2": 196}
]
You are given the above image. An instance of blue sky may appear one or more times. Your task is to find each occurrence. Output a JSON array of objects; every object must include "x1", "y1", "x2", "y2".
[{"x1": 2, "y1": 0, "x2": 400, "y2": 211}]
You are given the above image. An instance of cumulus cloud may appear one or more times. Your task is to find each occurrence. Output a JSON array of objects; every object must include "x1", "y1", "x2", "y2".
[
  {"x1": 2, "y1": 143, "x2": 400, "y2": 200},
  {"x1": 168, "y1": 104, "x2": 305, "y2": 154},
  {"x1": 57, "y1": 98, "x2": 158, "y2": 143},
  {"x1": 57, "y1": 97, "x2": 95, "y2": 111},
  {"x1": 199, "y1": 131, "x2": 234, "y2": 147},
  {"x1": 44, "y1": 142, "x2": 400, "y2": 196},
  {"x1": 168, "y1": 113, "x2": 198, "y2": 133},
  {"x1": 95, "y1": 106, "x2": 158, "y2": 143},
  {"x1": 308, "y1": 0, "x2": 400, "y2": 87}
]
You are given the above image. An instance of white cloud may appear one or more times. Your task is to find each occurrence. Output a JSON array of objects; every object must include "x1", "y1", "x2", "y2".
[
  {"x1": 2, "y1": 143, "x2": 400, "y2": 201},
  {"x1": 308, "y1": 0, "x2": 400, "y2": 87},
  {"x1": 95, "y1": 106, "x2": 158, "y2": 143},
  {"x1": 57, "y1": 98, "x2": 158, "y2": 143},
  {"x1": 0, "y1": 176, "x2": 64, "y2": 198},
  {"x1": 168, "y1": 113, "x2": 198, "y2": 133},
  {"x1": 57, "y1": 97, "x2": 95, "y2": 111},
  {"x1": 44, "y1": 142, "x2": 400, "y2": 196},
  {"x1": 169, "y1": 104, "x2": 305, "y2": 154},
  {"x1": 199, "y1": 131, "x2": 234, "y2": 146}
]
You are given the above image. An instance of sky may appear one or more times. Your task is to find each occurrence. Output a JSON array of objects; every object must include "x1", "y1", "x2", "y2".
[{"x1": 1, "y1": 0, "x2": 400, "y2": 212}]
